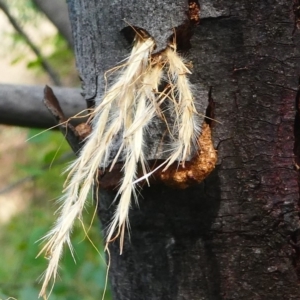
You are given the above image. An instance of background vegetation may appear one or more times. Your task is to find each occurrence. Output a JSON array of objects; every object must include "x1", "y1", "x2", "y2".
[{"x1": 0, "y1": 1, "x2": 111, "y2": 299}]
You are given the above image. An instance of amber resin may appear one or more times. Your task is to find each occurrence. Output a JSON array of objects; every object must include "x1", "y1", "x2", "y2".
[{"x1": 157, "y1": 122, "x2": 217, "y2": 189}]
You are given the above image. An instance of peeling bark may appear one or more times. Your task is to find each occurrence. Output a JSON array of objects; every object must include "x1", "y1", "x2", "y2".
[{"x1": 66, "y1": 0, "x2": 300, "y2": 299}]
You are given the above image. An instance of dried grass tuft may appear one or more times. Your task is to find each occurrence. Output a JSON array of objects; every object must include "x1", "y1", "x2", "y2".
[{"x1": 39, "y1": 32, "x2": 200, "y2": 299}]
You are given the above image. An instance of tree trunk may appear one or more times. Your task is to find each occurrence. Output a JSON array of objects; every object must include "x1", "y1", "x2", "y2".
[{"x1": 67, "y1": 0, "x2": 300, "y2": 299}]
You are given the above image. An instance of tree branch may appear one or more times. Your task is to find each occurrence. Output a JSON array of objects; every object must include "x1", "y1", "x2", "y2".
[
  {"x1": 0, "y1": 84, "x2": 85, "y2": 128},
  {"x1": 32, "y1": 0, "x2": 73, "y2": 49},
  {"x1": 0, "y1": 0, "x2": 62, "y2": 86}
]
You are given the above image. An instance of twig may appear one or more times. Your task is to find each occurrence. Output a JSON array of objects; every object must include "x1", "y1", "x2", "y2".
[
  {"x1": 0, "y1": 175, "x2": 33, "y2": 195},
  {"x1": 0, "y1": 0, "x2": 62, "y2": 86}
]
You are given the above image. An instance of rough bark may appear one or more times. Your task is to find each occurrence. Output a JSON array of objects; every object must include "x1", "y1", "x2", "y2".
[
  {"x1": 67, "y1": 0, "x2": 193, "y2": 103},
  {"x1": 0, "y1": 84, "x2": 84, "y2": 128},
  {"x1": 67, "y1": 0, "x2": 208, "y2": 161},
  {"x1": 67, "y1": 0, "x2": 300, "y2": 299}
]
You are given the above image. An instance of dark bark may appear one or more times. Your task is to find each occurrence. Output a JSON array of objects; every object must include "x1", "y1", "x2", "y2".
[
  {"x1": 43, "y1": 85, "x2": 88, "y2": 154},
  {"x1": 67, "y1": 0, "x2": 300, "y2": 299},
  {"x1": 67, "y1": 0, "x2": 193, "y2": 102},
  {"x1": 0, "y1": 84, "x2": 85, "y2": 128},
  {"x1": 33, "y1": 0, "x2": 73, "y2": 48},
  {"x1": 67, "y1": 0, "x2": 208, "y2": 160}
]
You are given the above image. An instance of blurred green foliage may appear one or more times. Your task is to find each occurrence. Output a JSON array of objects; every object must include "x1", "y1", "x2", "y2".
[
  {"x1": 4, "y1": 0, "x2": 41, "y2": 24},
  {"x1": 0, "y1": 1, "x2": 111, "y2": 299},
  {"x1": 2, "y1": 0, "x2": 79, "y2": 86},
  {"x1": 0, "y1": 130, "x2": 112, "y2": 300}
]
